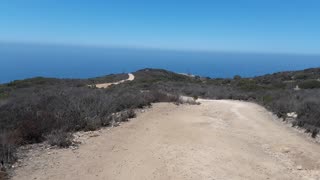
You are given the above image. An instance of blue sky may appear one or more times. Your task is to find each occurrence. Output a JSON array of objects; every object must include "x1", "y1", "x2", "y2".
[{"x1": 1, "y1": 0, "x2": 320, "y2": 54}]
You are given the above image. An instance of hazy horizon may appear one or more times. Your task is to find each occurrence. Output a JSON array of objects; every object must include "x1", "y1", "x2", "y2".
[
  {"x1": 1, "y1": 1, "x2": 320, "y2": 82},
  {"x1": 1, "y1": 42, "x2": 319, "y2": 83}
]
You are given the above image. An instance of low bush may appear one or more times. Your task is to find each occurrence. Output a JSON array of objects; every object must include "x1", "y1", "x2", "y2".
[
  {"x1": 89, "y1": 73, "x2": 128, "y2": 84},
  {"x1": 125, "y1": 109, "x2": 137, "y2": 119},
  {"x1": 84, "y1": 117, "x2": 102, "y2": 131},
  {"x1": 111, "y1": 109, "x2": 137, "y2": 124},
  {"x1": 45, "y1": 130, "x2": 72, "y2": 148},
  {"x1": 299, "y1": 80, "x2": 320, "y2": 89}
]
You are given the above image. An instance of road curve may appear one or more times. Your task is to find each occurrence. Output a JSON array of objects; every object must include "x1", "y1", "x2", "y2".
[
  {"x1": 13, "y1": 100, "x2": 320, "y2": 180},
  {"x1": 95, "y1": 73, "x2": 134, "y2": 88}
]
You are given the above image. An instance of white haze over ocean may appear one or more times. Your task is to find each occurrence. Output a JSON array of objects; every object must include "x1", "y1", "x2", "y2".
[{"x1": 0, "y1": 43, "x2": 319, "y2": 83}]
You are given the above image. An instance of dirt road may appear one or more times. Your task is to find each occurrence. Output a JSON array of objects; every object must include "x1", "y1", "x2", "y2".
[
  {"x1": 13, "y1": 100, "x2": 320, "y2": 180},
  {"x1": 95, "y1": 73, "x2": 135, "y2": 88}
]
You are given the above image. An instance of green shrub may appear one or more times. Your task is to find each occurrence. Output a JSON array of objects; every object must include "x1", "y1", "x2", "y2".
[
  {"x1": 262, "y1": 95, "x2": 273, "y2": 104},
  {"x1": 0, "y1": 93, "x2": 8, "y2": 100},
  {"x1": 299, "y1": 80, "x2": 320, "y2": 89},
  {"x1": 193, "y1": 95, "x2": 199, "y2": 100},
  {"x1": 236, "y1": 79, "x2": 260, "y2": 91},
  {"x1": 294, "y1": 73, "x2": 309, "y2": 80}
]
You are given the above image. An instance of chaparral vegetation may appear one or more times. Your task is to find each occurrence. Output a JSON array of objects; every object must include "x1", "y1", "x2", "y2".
[{"x1": 1, "y1": 67, "x2": 320, "y2": 167}]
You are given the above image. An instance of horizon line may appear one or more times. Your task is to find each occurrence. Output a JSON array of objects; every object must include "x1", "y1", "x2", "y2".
[
  {"x1": 1, "y1": 66, "x2": 320, "y2": 85},
  {"x1": 1, "y1": 40, "x2": 320, "y2": 57}
]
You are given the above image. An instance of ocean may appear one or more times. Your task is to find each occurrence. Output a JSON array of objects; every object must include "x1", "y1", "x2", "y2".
[{"x1": 1, "y1": 43, "x2": 319, "y2": 83}]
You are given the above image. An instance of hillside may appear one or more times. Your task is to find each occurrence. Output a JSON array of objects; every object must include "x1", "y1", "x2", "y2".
[{"x1": 0, "y1": 67, "x2": 320, "y2": 177}]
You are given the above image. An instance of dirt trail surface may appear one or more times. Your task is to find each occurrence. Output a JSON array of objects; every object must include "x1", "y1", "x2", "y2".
[
  {"x1": 95, "y1": 73, "x2": 134, "y2": 88},
  {"x1": 13, "y1": 100, "x2": 320, "y2": 180}
]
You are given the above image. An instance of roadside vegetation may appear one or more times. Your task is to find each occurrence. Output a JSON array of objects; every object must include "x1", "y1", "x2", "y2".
[
  {"x1": 0, "y1": 67, "x2": 320, "y2": 169},
  {"x1": 130, "y1": 68, "x2": 320, "y2": 136},
  {"x1": 0, "y1": 72, "x2": 179, "y2": 166}
]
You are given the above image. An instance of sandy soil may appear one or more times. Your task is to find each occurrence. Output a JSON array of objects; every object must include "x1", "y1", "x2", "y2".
[
  {"x1": 95, "y1": 73, "x2": 134, "y2": 88},
  {"x1": 13, "y1": 100, "x2": 320, "y2": 180}
]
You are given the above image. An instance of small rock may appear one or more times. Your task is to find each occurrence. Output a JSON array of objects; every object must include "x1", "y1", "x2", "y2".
[
  {"x1": 296, "y1": 165, "x2": 303, "y2": 170},
  {"x1": 282, "y1": 147, "x2": 290, "y2": 153},
  {"x1": 113, "y1": 123, "x2": 120, "y2": 127},
  {"x1": 71, "y1": 146, "x2": 78, "y2": 150},
  {"x1": 287, "y1": 112, "x2": 298, "y2": 118},
  {"x1": 89, "y1": 133, "x2": 99, "y2": 138}
]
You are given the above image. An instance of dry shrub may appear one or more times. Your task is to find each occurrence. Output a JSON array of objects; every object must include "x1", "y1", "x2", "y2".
[
  {"x1": 45, "y1": 130, "x2": 72, "y2": 148},
  {"x1": 0, "y1": 131, "x2": 17, "y2": 165},
  {"x1": 312, "y1": 128, "x2": 319, "y2": 138},
  {"x1": 84, "y1": 117, "x2": 101, "y2": 131}
]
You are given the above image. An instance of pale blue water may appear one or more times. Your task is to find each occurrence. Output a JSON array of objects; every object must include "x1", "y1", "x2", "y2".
[{"x1": 0, "y1": 43, "x2": 320, "y2": 83}]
